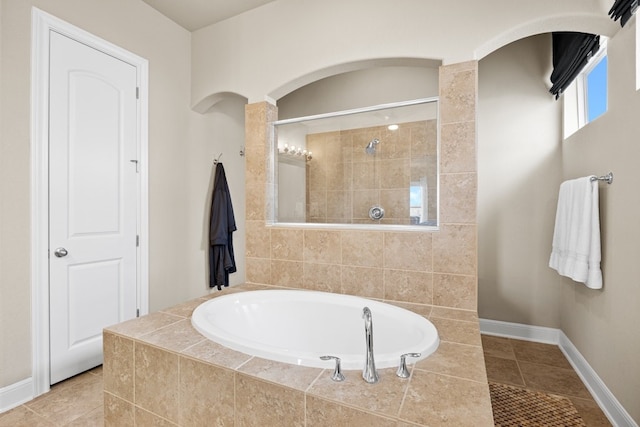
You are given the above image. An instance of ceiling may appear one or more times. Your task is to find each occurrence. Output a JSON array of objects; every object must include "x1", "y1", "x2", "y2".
[{"x1": 142, "y1": 0, "x2": 276, "y2": 31}]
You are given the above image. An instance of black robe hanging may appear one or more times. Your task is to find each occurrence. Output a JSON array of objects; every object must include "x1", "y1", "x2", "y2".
[{"x1": 209, "y1": 163, "x2": 237, "y2": 290}]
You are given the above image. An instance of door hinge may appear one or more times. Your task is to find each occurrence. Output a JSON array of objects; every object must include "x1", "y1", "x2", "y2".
[
  {"x1": 136, "y1": 309, "x2": 140, "y2": 318},
  {"x1": 136, "y1": 235, "x2": 139, "y2": 247},
  {"x1": 136, "y1": 87, "x2": 139, "y2": 99}
]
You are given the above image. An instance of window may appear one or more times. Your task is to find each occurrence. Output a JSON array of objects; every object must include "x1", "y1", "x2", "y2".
[{"x1": 563, "y1": 41, "x2": 608, "y2": 138}]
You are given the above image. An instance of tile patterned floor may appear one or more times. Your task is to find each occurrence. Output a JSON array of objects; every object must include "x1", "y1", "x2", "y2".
[
  {"x1": 0, "y1": 367, "x2": 103, "y2": 427},
  {"x1": 0, "y1": 337, "x2": 614, "y2": 426},
  {"x1": 482, "y1": 334, "x2": 612, "y2": 426}
]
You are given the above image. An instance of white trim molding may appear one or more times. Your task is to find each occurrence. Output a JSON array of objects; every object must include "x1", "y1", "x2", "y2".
[
  {"x1": 30, "y1": 7, "x2": 149, "y2": 398},
  {"x1": 0, "y1": 378, "x2": 33, "y2": 414},
  {"x1": 480, "y1": 318, "x2": 638, "y2": 427}
]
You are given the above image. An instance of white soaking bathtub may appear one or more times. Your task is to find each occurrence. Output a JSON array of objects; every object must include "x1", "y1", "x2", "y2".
[{"x1": 191, "y1": 289, "x2": 439, "y2": 370}]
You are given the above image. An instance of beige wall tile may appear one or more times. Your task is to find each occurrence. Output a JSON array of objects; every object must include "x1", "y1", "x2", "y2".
[
  {"x1": 432, "y1": 224, "x2": 476, "y2": 275},
  {"x1": 441, "y1": 121, "x2": 476, "y2": 173},
  {"x1": 380, "y1": 126, "x2": 410, "y2": 160},
  {"x1": 400, "y1": 370, "x2": 493, "y2": 426},
  {"x1": 383, "y1": 232, "x2": 432, "y2": 272},
  {"x1": 326, "y1": 190, "x2": 351, "y2": 221},
  {"x1": 439, "y1": 63, "x2": 478, "y2": 125},
  {"x1": 440, "y1": 173, "x2": 477, "y2": 224},
  {"x1": 303, "y1": 230, "x2": 342, "y2": 264},
  {"x1": 246, "y1": 220, "x2": 270, "y2": 258},
  {"x1": 352, "y1": 160, "x2": 379, "y2": 190},
  {"x1": 433, "y1": 273, "x2": 477, "y2": 310},
  {"x1": 134, "y1": 343, "x2": 179, "y2": 422},
  {"x1": 414, "y1": 341, "x2": 487, "y2": 383},
  {"x1": 105, "y1": 312, "x2": 182, "y2": 339},
  {"x1": 104, "y1": 392, "x2": 134, "y2": 427},
  {"x1": 307, "y1": 154, "x2": 327, "y2": 191},
  {"x1": 246, "y1": 257, "x2": 271, "y2": 284},
  {"x1": 341, "y1": 265, "x2": 384, "y2": 299},
  {"x1": 325, "y1": 161, "x2": 348, "y2": 191},
  {"x1": 307, "y1": 190, "x2": 327, "y2": 222},
  {"x1": 271, "y1": 228, "x2": 303, "y2": 261},
  {"x1": 379, "y1": 189, "x2": 409, "y2": 219},
  {"x1": 384, "y1": 300, "x2": 433, "y2": 317},
  {"x1": 236, "y1": 375, "x2": 305, "y2": 427},
  {"x1": 307, "y1": 367, "x2": 408, "y2": 417},
  {"x1": 430, "y1": 306, "x2": 478, "y2": 323},
  {"x1": 341, "y1": 230, "x2": 383, "y2": 267},
  {"x1": 137, "y1": 319, "x2": 205, "y2": 353},
  {"x1": 383, "y1": 269, "x2": 433, "y2": 304},
  {"x1": 352, "y1": 190, "x2": 379, "y2": 220},
  {"x1": 179, "y1": 357, "x2": 235, "y2": 426},
  {"x1": 134, "y1": 406, "x2": 177, "y2": 426},
  {"x1": 303, "y1": 262, "x2": 341, "y2": 293},
  {"x1": 103, "y1": 332, "x2": 134, "y2": 401},
  {"x1": 245, "y1": 146, "x2": 266, "y2": 188},
  {"x1": 429, "y1": 317, "x2": 482, "y2": 347},
  {"x1": 411, "y1": 119, "x2": 437, "y2": 158},
  {"x1": 238, "y1": 358, "x2": 322, "y2": 392},
  {"x1": 379, "y1": 158, "x2": 410, "y2": 190},
  {"x1": 160, "y1": 297, "x2": 208, "y2": 318},
  {"x1": 306, "y1": 395, "x2": 397, "y2": 427},
  {"x1": 245, "y1": 184, "x2": 266, "y2": 220},
  {"x1": 181, "y1": 340, "x2": 252, "y2": 370},
  {"x1": 271, "y1": 259, "x2": 303, "y2": 287}
]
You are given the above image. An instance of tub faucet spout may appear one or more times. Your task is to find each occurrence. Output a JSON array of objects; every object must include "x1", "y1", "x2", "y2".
[{"x1": 362, "y1": 307, "x2": 379, "y2": 384}]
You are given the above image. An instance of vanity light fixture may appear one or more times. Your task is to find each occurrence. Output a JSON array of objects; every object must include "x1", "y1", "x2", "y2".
[
  {"x1": 280, "y1": 144, "x2": 312, "y2": 161},
  {"x1": 388, "y1": 124, "x2": 399, "y2": 131}
]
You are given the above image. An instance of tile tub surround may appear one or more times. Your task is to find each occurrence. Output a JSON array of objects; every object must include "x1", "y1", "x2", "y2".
[
  {"x1": 304, "y1": 119, "x2": 438, "y2": 225},
  {"x1": 245, "y1": 61, "x2": 478, "y2": 311},
  {"x1": 103, "y1": 284, "x2": 494, "y2": 426}
]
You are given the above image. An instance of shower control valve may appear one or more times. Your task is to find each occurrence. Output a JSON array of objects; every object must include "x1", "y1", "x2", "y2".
[{"x1": 369, "y1": 206, "x2": 385, "y2": 221}]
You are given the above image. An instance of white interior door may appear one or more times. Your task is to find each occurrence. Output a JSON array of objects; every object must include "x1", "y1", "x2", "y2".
[{"x1": 48, "y1": 31, "x2": 139, "y2": 385}]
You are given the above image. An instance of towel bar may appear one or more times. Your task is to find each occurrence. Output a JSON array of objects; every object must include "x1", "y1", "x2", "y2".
[{"x1": 590, "y1": 172, "x2": 613, "y2": 184}]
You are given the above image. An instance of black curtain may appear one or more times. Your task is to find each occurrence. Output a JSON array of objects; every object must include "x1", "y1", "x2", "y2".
[
  {"x1": 549, "y1": 32, "x2": 600, "y2": 99},
  {"x1": 609, "y1": 0, "x2": 638, "y2": 26}
]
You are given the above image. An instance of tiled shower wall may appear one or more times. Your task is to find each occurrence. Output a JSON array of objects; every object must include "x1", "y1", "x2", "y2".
[
  {"x1": 245, "y1": 61, "x2": 477, "y2": 310},
  {"x1": 305, "y1": 120, "x2": 438, "y2": 225}
]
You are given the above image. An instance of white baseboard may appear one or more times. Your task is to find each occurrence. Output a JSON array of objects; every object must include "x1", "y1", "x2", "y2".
[
  {"x1": 480, "y1": 318, "x2": 638, "y2": 427},
  {"x1": 0, "y1": 377, "x2": 34, "y2": 414}
]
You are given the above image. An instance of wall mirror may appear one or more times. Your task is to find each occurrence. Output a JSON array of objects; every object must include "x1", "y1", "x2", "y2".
[{"x1": 272, "y1": 97, "x2": 438, "y2": 229}]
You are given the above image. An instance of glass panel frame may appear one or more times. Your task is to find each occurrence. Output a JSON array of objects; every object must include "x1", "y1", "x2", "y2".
[{"x1": 270, "y1": 97, "x2": 439, "y2": 231}]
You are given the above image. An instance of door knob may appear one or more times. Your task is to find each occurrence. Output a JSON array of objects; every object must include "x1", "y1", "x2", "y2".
[{"x1": 54, "y1": 247, "x2": 68, "y2": 258}]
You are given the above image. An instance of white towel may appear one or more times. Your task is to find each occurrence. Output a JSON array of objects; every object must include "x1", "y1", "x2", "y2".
[{"x1": 549, "y1": 176, "x2": 603, "y2": 289}]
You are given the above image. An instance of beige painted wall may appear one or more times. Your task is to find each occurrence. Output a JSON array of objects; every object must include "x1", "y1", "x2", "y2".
[
  {"x1": 561, "y1": 20, "x2": 640, "y2": 422},
  {"x1": 477, "y1": 30, "x2": 640, "y2": 423},
  {"x1": 276, "y1": 66, "x2": 440, "y2": 119},
  {"x1": 191, "y1": 0, "x2": 615, "y2": 106},
  {"x1": 477, "y1": 34, "x2": 564, "y2": 327},
  {"x1": 0, "y1": 0, "x2": 246, "y2": 389}
]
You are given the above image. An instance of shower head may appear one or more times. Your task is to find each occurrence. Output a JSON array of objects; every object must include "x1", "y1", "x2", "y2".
[{"x1": 365, "y1": 138, "x2": 380, "y2": 155}]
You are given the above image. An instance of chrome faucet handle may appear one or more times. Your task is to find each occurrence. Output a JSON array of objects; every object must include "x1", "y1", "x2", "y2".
[
  {"x1": 320, "y1": 355, "x2": 346, "y2": 382},
  {"x1": 396, "y1": 352, "x2": 421, "y2": 378}
]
